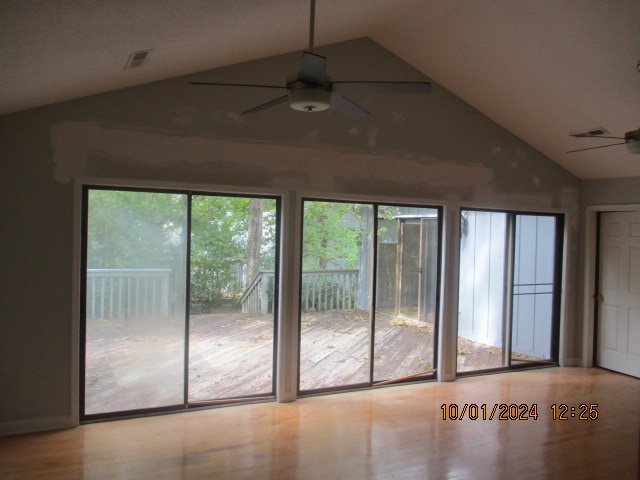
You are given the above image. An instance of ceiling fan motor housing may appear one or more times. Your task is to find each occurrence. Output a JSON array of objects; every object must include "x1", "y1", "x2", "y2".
[{"x1": 625, "y1": 128, "x2": 640, "y2": 154}]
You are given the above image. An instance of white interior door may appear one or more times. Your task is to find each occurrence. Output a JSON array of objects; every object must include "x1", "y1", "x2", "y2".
[{"x1": 597, "y1": 211, "x2": 640, "y2": 378}]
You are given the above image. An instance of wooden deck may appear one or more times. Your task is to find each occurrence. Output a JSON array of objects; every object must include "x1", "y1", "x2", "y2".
[
  {"x1": 85, "y1": 310, "x2": 503, "y2": 415},
  {"x1": 85, "y1": 313, "x2": 278, "y2": 414},
  {"x1": 299, "y1": 310, "x2": 437, "y2": 390}
]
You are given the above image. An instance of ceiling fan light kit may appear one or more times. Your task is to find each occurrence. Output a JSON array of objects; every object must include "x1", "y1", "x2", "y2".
[
  {"x1": 288, "y1": 84, "x2": 331, "y2": 112},
  {"x1": 626, "y1": 142, "x2": 640, "y2": 154}
]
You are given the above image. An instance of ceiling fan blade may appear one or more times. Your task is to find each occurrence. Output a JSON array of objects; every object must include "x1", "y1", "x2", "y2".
[
  {"x1": 330, "y1": 94, "x2": 370, "y2": 119},
  {"x1": 565, "y1": 141, "x2": 627, "y2": 153},
  {"x1": 189, "y1": 82, "x2": 286, "y2": 90},
  {"x1": 332, "y1": 81, "x2": 431, "y2": 95},
  {"x1": 569, "y1": 134, "x2": 625, "y2": 140},
  {"x1": 241, "y1": 95, "x2": 289, "y2": 115},
  {"x1": 297, "y1": 51, "x2": 327, "y2": 85}
]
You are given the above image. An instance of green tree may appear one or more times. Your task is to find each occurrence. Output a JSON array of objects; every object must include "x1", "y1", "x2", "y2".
[
  {"x1": 190, "y1": 195, "x2": 277, "y2": 308},
  {"x1": 245, "y1": 198, "x2": 265, "y2": 288},
  {"x1": 190, "y1": 195, "x2": 248, "y2": 305},
  {"x1": 302, "y1": 201, "x2": 365, "y2": 270},
  {"x1": 87, "y1": 190, "x2": 277, "y2": 311},
  {"x1": 87, "y1": 190, "x2": 187, "y2": 269}
]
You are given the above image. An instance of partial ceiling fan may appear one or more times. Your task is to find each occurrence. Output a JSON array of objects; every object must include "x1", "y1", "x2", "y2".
[
  {"x1": 189, "y1": 0, "x2": 431, "y2": 118},
  {"x1": 566, "y1": 126, "x2": 640, "y2": 154}
]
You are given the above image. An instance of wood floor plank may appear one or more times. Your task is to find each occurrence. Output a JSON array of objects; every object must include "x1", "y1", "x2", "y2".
[{"x1": 1, "y1": 367, "x2": 638, "y2": 479}]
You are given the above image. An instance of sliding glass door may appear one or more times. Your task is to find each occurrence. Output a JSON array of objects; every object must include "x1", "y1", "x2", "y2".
[
  {"x1": 457, "y1": 211, "x2": 508, "y2": 371},
  {"x1": 298, "y1": 201, "x2": 373, "y2": 391},
  {"x1": 84, "y1": 190, "x2": 188, "y2": 415},
  {"x1": 373, "y1": 208, "x2": 439, "y2": 383},
  {"x1": 457, "y1": 210, "x2": 562, "y2": 373},
  {"x1": 511, "y1": 214, "x2": 559, "y2": 364},
  {"x1": 82, "y1": 187, "x2": 278, "y2": 418},
  {"x1": 298, "y1": 201, "x2": 440, "y2": 393},
  {"x1": 188, "y1": 196, "x2": 277, "y2": 402}
]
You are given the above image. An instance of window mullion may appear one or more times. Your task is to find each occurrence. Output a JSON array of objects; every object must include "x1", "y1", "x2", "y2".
[{"x1": 503, "y1": 213, "x2": 515, "y2": 367}]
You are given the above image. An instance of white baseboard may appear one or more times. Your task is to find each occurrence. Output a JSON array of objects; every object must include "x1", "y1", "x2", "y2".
[{"x1": 0, "y1": 415, "x2": 76, "y2": 436}]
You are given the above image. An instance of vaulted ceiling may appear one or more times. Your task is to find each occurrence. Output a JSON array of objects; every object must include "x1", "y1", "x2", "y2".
[{"x1": 1, "y1": 0, "x2": 639, "y2": 180}]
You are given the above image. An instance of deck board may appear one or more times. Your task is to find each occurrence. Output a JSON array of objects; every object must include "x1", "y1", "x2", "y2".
[{"x1": 85, "y1": 310, "x2": 501, "y2": 414}]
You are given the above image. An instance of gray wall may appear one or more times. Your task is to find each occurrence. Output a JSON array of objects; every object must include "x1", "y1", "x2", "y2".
[
  {"x1": 0, "y1": 38, "x2": 582, "y2": 433},
  {"x1": 581, "y1": 176, "x2": 640, "y2": 206}
]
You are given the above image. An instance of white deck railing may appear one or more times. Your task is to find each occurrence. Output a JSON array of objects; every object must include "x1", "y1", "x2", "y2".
[
  {"x1": 87, "y1": 268, "x2": 360, "y2": 318},
  {"x1": 240, "y1": 269, "x2": 359, "y2": 314},
  {"x1": 86, "y1": 269, "x2": 172, "y2": 319}
]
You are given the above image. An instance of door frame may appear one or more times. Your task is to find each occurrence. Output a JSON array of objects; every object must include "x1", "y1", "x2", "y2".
[{"x1": 582, "y1": 204, "x2": 640, "y2": 368}]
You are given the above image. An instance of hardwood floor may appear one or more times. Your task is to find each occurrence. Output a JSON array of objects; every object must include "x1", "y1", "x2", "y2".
[{"x1": 1, "y1": 367, "x2": 638, "y2": 479}]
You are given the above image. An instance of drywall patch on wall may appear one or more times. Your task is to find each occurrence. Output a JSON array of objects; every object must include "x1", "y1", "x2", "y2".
[
  {"x1": 50, "y1": 120, "x2": 507, "y2": 201},
  {"x1": 51, "y1": 122, "x2": 93, "y2": 183},
  {"x1": 51, "y1": 120, "x2": 285, "y2": 187},
  {"x1": 561, "y1": 187, "x2": 580, "y2": 225},
  {"x1": 50, "y1": 119, "x2": 580, "y2": 214},
  {"x1": 47, "y1": 37, "x2": 580, "y2": 208}
]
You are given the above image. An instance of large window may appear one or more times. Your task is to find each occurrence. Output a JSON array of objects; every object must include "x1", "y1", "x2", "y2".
[
  {"x1": 82, "y1": 187, "x2": 279, "y2": 419},
  {"x1": 457, "y1": 210, "x2": 562, "y2": 373},
  {"x1": 82, "y1": 187, "x2": 564, "y2": 418},
  {"x1": 298, "y1": 201, "x2": 440, "y2": 392}
]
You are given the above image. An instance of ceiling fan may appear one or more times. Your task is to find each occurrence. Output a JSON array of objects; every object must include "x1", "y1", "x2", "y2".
[
  {"x1": 566, "y1": 126, "x2": 640, "y2": 154},
  {"x1": 189, "y1": 0, "x2": 431, "y2": 118}
]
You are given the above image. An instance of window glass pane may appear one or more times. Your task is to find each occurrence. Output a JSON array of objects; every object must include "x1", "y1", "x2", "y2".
[
  {"x1": 511, "y1": 215, "x2": 556, "y2": 364},
  {"x1": 299, "y1": 201, "x2": 373, "y2": 391},
  {"x1": 374, "y1": 206, "x2": 438, "y2": 382},
  {"x1": 84, "y1": 190, "x2": 187, "y2": 415},
  {"x1": 188, "y1": 196, "x2": 277, "y2": 401},
  {"x1": 457, "y1": 210, "x2": 507, "y2": 372}
]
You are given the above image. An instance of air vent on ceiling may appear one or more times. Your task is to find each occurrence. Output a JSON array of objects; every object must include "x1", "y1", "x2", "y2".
[
  {"x1": 569, "y1": 127, "x2": 609, "y2": 137},
  {"x1": 124, "y1": 49, "x2": 151, "y2": 69}
]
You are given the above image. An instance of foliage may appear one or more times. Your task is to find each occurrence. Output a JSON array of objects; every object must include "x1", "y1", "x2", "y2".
[
  {"x1": 87, "y1": 193, "x2": 416, "y2": 311},
  {"x1": 377, "y1": 205, "x2": 401, "y2": 222},
  {"x1": 191, "y1": 195, "x2": 248, "y2": 305},
  {"x1": 87, "y1": 190, "x2": 277, "y2": 310},
  {"x1": 87, "y1": 190, "x2": 187, "y2": 269},
  {"x1": 302, "y1": 201, "x2": 368, "y2": 270}
]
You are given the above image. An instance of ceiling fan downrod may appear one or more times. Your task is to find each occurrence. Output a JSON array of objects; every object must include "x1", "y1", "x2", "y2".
[{"x1": 308, "y1": 0, "x2": 316, "y2": 52}]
